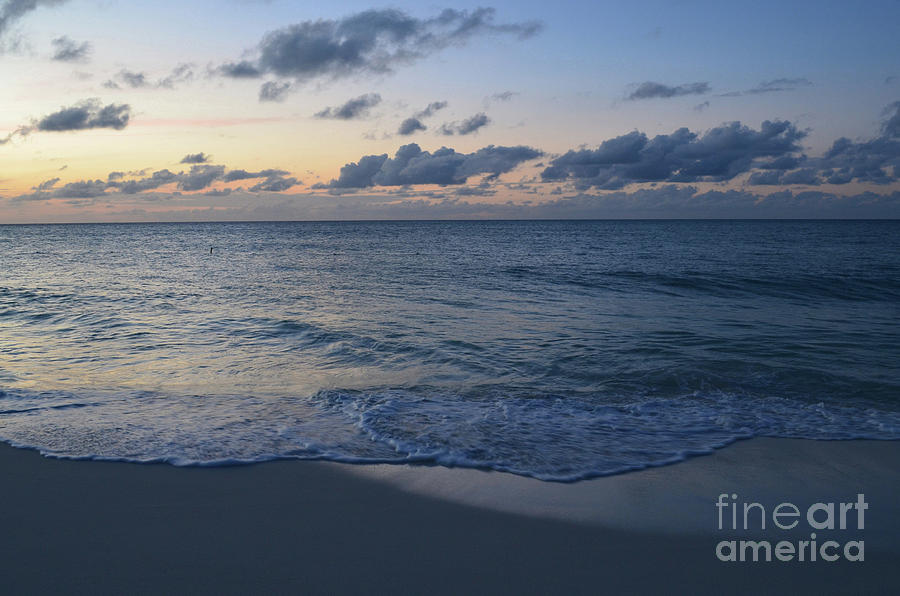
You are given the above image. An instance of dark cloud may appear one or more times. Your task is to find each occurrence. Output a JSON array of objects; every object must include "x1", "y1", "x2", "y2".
[
  {"x1": 0, "y1": 0, "x2": 68, "y2": 48},
  {"x1": 249, "y1": 173, "x2": 300, "y2": 192},
  {"x1": 314, "y1": 93, "x2": 382, "y2": 120},
  {"x1": 104, "y1": 69, "x2": 147, "y2": 89},
  {"x1": 490, "y1": 91, "x2": 517, "y2": 102},
  {"x1": 222, "y1": 168, "x2": 298, "y2": 191},
  {"x1": 218, "y1": 8, "x2": 541, "y2": 95},
  {"x1": 19, "y1": 177, "x2": 61, "y2": 200},
  {"x1": 718, "y1": 78, "x2": 813, "y2": 98},
  {"x1": 321, "y1": 142, "x2": 542, "y2": 188},
  {"x1": 218, "y1": 60, "x2": 262, "y2": 78},
  {"x1": 720, "y1": 78, "x2": 811, "y2": 98},
  {"x1": 544, "y1": 102, "x2": 900, "y2": 190},
  {"x1": 397, "y1": 101, "x2": 448, "y2": 135},
  {"x1": 36, "y1": 178, "x2": 59, "y2": 190},
  {"x1": 694, "y1": 101, "x2": 710, "y2": 112},
  {"x1": 439, "y1": 112, "x2": 490, "y2": 135},
  {"x1": 222, "y1": 169, "x2": 260, "y2": 182},
  {"x1": 816, "y1": 139, "x2": 900, "y2": 185},
  {"x1": 416, "y1": 101, "x2": 448, "y2": 118},
  {"x1": 104, "y1": 64, "x2": 194, "y2": 90},
  {"x1": 398, "y1": 117, "x2": 426, "y2": 135},
  {"x1": 110, "y1": 187, "x2": 899, "y2": 221},
  {"x1": 750, "y1": 102, "x2": 900, "y2": 186},
  {"x1": 259, "y1": 80, "x2": 292, "y2": 102},
  {"x1": 12, "y1": 162, "x2": 301, "y2": 200},
  {"x1": 744, "y1": 77, "x2": 813, "y2": 94},
  {"x1": 35, "y1": 99, "x2": 131, "y2": 131},
  {"x1": 222, "y1": 168, "x2": 287, "y2": 181},
  {"x1": 747, "y1": 167, "x2": 819, "y2": 186},
  {"x1": 541, "y1": 120, "x2": 807, "y2": 189},
  {"x1": 882, "y1": 101, "x2": 900, "y2": 138},
  {"x1": 454, "y1": 185, "x2": 496, "y2": 197},
  {"x1": 115, "y1": 170, "x2": 178, "y2": 194},
  {"x1": 157, "y1": 63, "x2": 194, "y2": 89},
  {"x1": 627, "y1": 81, "x2": 710, "y2": 100},
  {"x1": 50, "y1": 35, "x2": 90, "y2": 62},
  {"x1": 52, "y1": 179, "x2": 108, "y2": 198},
  {"x1": 177, "y1": 165, "x2": 227, "y2": 191},
  {"x1": 180, "y1": 153, "x2": 210, "y2": 164},
  {"x1": 523, "y1": 187, "x2": 900, "y2": 219}
]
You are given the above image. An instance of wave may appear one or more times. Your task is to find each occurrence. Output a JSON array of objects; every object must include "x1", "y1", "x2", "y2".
[{"x1": 1, "y1": 386, "x2": 898, "y2": 482}]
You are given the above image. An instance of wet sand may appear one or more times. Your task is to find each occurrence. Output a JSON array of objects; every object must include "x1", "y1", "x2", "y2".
[{"x1": 1, "y1": 438, "x2": 898, "y2": 595}]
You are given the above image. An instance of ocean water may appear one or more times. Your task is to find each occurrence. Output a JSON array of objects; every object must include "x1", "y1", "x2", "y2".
[{"x1": 0, "y1": 220, "x2": 898, "y2": 481}]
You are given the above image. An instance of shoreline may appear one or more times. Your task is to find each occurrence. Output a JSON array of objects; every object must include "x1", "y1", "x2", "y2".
[{"x1": 2, "y1": 438, "x2": 899, "y2": 594}]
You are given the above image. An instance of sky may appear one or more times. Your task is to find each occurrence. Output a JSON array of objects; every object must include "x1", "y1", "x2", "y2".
[{"x1": 1, "y1": 0, "x2": 899, "y2": 222}]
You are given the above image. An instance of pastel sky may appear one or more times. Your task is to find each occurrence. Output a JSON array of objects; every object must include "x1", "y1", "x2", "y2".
[{"x1": 1, "y1": 0, "x2": 899, "y2": 221}]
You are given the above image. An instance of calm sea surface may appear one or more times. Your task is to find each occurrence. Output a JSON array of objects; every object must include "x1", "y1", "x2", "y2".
[{"x1": 0, "y1": 220, "x2": 898, "y2": 480}]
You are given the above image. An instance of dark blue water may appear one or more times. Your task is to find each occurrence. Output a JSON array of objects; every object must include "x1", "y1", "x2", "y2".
[{"x1": 0, "y1": 220, "x2": 898, "y2": 480}]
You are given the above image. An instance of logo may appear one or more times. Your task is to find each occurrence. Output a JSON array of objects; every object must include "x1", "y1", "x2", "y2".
[{"x1": 715, "y1": 493, "x2": 867, "y2": 562}]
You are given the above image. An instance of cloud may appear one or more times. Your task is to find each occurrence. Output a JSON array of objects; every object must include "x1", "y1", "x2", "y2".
[
  {"x1": 115, "y1": 169, "x2": 178, "y2": 194},
  {"x1": 749, "y1": 102, "x2": 900, "y2": 186},
  {"x1": 13, "y1": 162, "x2": 300, "y2": 200},
  {"x1": 55, "y1": 186, "x2": 899, "y2": 221},
  {"x1": 50, "y1": 35, "x2": 90, "y2": 62},
  {"x1": 490, "y1": 91, "x2": 517, "y2": 102},
  {"x1": 314, "y1": 93, "x2": 382, "y2": 120},
  {"x1": 542, "y1": 102, "x2": 900, "y2": 190},
  {"x1": 259, "y1": 80, "x2": 292, "y2": 102},
  {"x1": 694, "y1": 101, "x2": 710, "y2": 112},
  {"x1": 439, "y1": 112, "x2": 490, "y2": 135},
  {"x1": 719, "y1": 78, "x2": 813, "y2": 98},
  {"x1": 217, "y1": 8, "x2": 541, "y2": 95},
  {"x1": 541, "y1": 119, "x2": 807, "y2": 189},
  {"x1": 881, "y1": 101, "x2": 900, "y2": 138},
  {"x1": 104, "y1": 69, "x2": 146, "y2": 88},
  {"x1": 178, "y1": 165, "x2": 226, "y2": 191},
  {"x1": 320, "y1": 142, "x2": 542, "y2": 188},
  {"x1": 745, "y1": 77, "x2": 813, "y2": 94},
  {"x1": 103, "y1": 64, "x2": 194, "y2": 90},
  {"x1": 416, "y1": 101, "x2": 448, "y2": 118},
  {"x1": 180, "y1": 152, "x2": 211, "y2": 164},
  {"x1": 398, "y1": 117, "x2": 426, "y2": 135},
  {"x1": 36, "y1": 177, "x2": 59, "y2": 190},
  {"x1": 249, "y1": 173, "x2": 299, "y2": 192},
  {"x1": 52, "y1": 179, "x2": 108, "y2": 198},
  {"x1": 157, "y1": 63, "x2": 194, "y2": 88},
  {"x1": 2, "y1": 99, "x2": 127, "y2": 143},
  {"x1": 627, "y1": 81, "x2": 710, "y2": 100},
  {"x1": 223, "y1": 168, "x2": 299, "y2": 191},
  {"x1": 218, "y1": 60, "x2": 262, "y2": 78},
  {"x1": 522, "y1": 187, "x2": 900, "y2": 219},
  {"x1": 35, "y1": 99, "x2": 131, "y2": 131},
  {"x1": 397, "y1": 101, "x2": 448, "y2": 135},
  {"x1": 0, "y1": 0, "x2": 68, "y2": 48}
]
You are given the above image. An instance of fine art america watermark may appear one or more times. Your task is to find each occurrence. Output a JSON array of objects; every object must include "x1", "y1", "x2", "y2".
[{"x1": 715, "y1": 493, "x2": 867, "y2": 562}]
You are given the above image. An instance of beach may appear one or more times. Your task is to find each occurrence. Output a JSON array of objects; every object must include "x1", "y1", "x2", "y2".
[{"x1": 3, "y1": 438, "x2": 898, "y2": 595}]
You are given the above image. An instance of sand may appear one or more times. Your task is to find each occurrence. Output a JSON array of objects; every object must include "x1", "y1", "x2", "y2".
[{"x1": 2, "y1": 438, "x2": 898, "y2": 595}]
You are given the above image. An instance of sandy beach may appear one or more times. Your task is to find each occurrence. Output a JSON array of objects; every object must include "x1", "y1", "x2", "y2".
[{"x1": 2, "y1": 438, "x2": 898, "y2": 595}]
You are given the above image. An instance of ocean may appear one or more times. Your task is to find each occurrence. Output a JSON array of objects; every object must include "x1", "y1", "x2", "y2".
[{"x1": 0, "y1": 220, "x2": 898, "y2": 481}]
